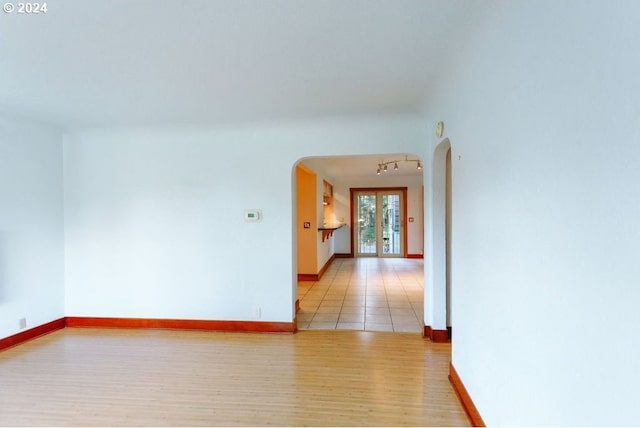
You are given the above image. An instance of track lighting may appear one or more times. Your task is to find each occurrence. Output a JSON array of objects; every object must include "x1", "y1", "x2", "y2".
[{"x1": 375, "y1": 156, "x2": 423, "y2": 175}]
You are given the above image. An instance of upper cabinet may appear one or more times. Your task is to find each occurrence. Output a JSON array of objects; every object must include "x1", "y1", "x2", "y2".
[
  {"x1": 323, "y1": 180, "x2": 333, "y2": 205},
  {"x1": 322, "y1": 179, "x2": 334, "y2": 226}
]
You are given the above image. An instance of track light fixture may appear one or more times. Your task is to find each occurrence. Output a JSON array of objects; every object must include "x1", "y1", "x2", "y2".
[{"x1": 376, "y1": 156, "x2": 423, "y2": 175}]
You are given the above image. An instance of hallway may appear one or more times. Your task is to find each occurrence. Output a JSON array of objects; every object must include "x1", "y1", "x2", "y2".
[{"x1": 297, "y1": 258, "x2": 424, "y2": 332}]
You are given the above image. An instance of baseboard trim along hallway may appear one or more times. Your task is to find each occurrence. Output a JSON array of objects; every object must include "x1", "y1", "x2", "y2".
[
  {"x1": 449, "y1": 363, "x2": 486, "y2": 427},
  {"x1": 2, "y1": 317, "x2": 297, "y2": 352},
  {"x1": 65, "y1": 317, "x2": 297, "y2": 333},
  {"x1": 0, "y1": 318, "x2": 66, "y2": 352},
  {"x1": 297, "y1": 254, "x2": 336, "y2": 281},
  {"x1": 424, "y1": 325, "x2": 450, "y2": 342}
]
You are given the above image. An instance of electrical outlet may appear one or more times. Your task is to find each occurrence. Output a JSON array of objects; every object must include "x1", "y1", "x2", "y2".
[
  {"x1": 254, "y1": 306, "x2": 261, "y2": 320},
  {"x1": 19, "y1": 318, "x2": 27, "y2": 330}
]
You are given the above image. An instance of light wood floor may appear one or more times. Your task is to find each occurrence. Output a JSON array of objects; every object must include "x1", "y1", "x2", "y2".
[{"x1": 0, "y1": 328, "x2": 469, "y2": 427}]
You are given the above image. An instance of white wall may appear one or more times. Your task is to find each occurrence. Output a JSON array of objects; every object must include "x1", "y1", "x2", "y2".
[
  {"x1": 423, "y1": 2, "x2": 640, "y2": 425},
  {"x1": 63, "y1": 115, "x2": 428, "y2": 323},
  {"x1": 0, "y1": 114, "x2": 64, "y2": 339}
]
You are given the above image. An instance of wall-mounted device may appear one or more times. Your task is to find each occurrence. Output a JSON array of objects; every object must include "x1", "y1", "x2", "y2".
[{"x1": 244, "y1": 209, "x2": 262, "y2": 222}]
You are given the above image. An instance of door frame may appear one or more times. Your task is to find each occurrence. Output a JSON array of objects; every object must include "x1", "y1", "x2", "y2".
[{"x1": 349, "y1": 187, "x2": 408, "y2": 257}]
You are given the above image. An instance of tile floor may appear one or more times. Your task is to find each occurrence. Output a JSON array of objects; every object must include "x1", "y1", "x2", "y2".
[{"x1": 297, "y1": 257, "x2": 424, "y2": 333}]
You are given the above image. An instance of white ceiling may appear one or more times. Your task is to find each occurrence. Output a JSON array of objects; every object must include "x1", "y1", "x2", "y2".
[
  {"x1": 302, "y1": 154, "x2": 424, "y2": 179},
  {"x1": 0, "y1": 0, "x2": 486, "y2": 130}
]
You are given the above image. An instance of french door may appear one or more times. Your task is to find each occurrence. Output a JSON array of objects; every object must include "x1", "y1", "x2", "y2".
[{"x1": 352, "y1": 188, "x2": 406, "y2": 257}]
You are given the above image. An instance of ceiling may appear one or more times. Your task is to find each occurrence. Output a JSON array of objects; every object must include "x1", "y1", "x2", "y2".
[
  {"x1": 302, "y1": 154, "x2": 424, "y2": 180},
  {"x1": 0, "y1": 0, "x2": 486, "y2": 130}
]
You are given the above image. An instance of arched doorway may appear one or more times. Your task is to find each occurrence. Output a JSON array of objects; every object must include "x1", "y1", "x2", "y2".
[
  {"x1": 424, "y1": 138, "x2": 451, "y2": 341},
  {"x1": 292, "y1": 154, "x2": 425, "y2": 333}
]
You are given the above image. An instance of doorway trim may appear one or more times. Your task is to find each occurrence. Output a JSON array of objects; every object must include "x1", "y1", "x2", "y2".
[{"x1": 349, "y1": 187, "x2": 408, "y2": 258}]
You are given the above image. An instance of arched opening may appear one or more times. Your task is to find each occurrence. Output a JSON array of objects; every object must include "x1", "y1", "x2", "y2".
[
  {"x1": 445, "y1": 147, "x2": 452, "y2": 334},
  {"x1": 291, "y1": 154, "x2": 425, "y2": 333},
  {"x1": 424, "y1": 138, "x2": 451, "y2": 341}
]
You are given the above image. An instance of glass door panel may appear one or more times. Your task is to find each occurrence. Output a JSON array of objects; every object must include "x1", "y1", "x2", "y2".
[
  {"x1": 381, "y1": 193, "x2": 401, "y2": 255},
  {"x1": 354, "y1": 190, "x2": 404, "y2": 257},
  {"x1": 356, "y1": 194, "x2": 377, "y2": 255}
]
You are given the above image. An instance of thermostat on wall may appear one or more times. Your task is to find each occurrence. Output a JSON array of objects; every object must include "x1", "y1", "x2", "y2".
[{"x1": 244, "y1": 209, "x2": 262, "y2": 222}]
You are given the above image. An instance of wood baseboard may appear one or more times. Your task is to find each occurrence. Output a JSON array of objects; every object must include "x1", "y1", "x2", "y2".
[
  {"x1": 66, "y1": 317, "x2": 297, "y2": 333},
  {"x1": 424, "y1": 325, "x2": 450, "y2": 342},
  {"x1": 0, "y1": 318, "x2": 66, "y2": 352},
  {"x1": 449, "y1": 363, "x2": 485, "y2": 427},
  {"x1": 406, "y1": 254, "x2": 424, "y2": 259},
  {"x1": 334, "y1": 253, "x2": 352, "y2": 258},
  {"x1": 2, "y1": 315, "x2": 300, "y2": 352},
  {"x1": 298, "y1": 253, "x2": 336, "y2": 281},
  {"x1": 317, "y1": 254, "x2": 335, "y2": 279}
]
